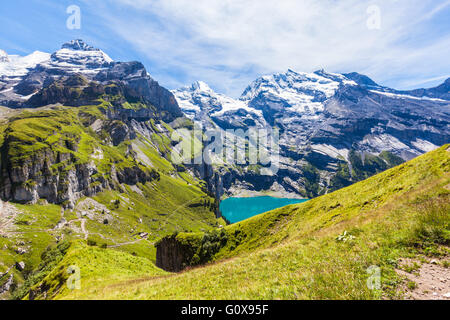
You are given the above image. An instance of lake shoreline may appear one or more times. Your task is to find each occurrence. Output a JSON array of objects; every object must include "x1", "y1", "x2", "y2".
[{"x1": 222, "y1": 189, "x2": 308, "y2": 200}]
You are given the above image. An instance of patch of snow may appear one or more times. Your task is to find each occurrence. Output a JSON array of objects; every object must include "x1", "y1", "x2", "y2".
[
  {"x1": 0, "y1": 51, "x2": 51, "y2": 77},
  {"x1": 0, "y1": 49, "x2": 9, "y2": 62},
  {"x1": 0, "y1": 87, "x2": 13, "y2": 94},
  {"x1": 20, "y1": 91, "x2": 38, "y2": 100},
  {"x1": 411, "y1": 139, "x2": 439, "y2": 153},
  {"x1": 312, "y1": 144, "x2": 350, "y2": 161},
  {"x1": 212, "y1": 95, "x2": 257, "y2": 117},
  {"x1": 370, "y1": 90, "x2": 448, "y2": 102}
]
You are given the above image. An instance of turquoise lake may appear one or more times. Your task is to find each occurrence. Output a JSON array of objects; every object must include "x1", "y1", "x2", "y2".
[{"x1": 220, "y1": 196, "x2": 308, "y2": 224}]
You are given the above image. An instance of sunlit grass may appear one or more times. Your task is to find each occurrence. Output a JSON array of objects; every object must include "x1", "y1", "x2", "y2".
[{"x1": 36, "y1": 145, "x2": 449, "y2": 300}]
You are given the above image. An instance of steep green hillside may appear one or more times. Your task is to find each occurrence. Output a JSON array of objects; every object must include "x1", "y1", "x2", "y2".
[
  {"x1": 0, "y1": 105, "x2": 219, "y2": 299},
  {"x1": 19, "y1": 241, "x2": 168, "y2": 300},
  {"x1": 28, "y1": 145, "x2": 449, "y2": 300}
]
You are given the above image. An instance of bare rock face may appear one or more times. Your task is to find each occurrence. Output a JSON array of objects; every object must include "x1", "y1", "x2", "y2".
[
  {"x1": 0, "y1": 136, "x2": 158, "y2": 208},
  {"x1": 3, "y1": 160, "x2": 156, "y2": 209},
  {"x1": 156, "y1": 236, "x2": 192, "y2": 272},
  {"x1": 95, "y1": 61, "x2": 183, "y2": 122},
  {"x1": 155, "y1": 230, "x2": 228, "y2": 272},
  {"x1": 107, "y1": 120, "x2": 134, "y2": 146}
]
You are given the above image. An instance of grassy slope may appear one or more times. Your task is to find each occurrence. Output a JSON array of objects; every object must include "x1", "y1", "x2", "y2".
[
  {"x1": 51, "y1": 145, "x2": 449, "y2": 300},
  {"x1": 23, "y1": 241, "x2": 168, "y2": 300},
  {"x1": 0, "y1": 105, "x2": 218, "y2": 297}
]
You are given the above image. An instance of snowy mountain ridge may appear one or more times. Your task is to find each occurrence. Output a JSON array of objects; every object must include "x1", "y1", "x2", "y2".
[{"x1": 172, "y1": 69, "x2": 449, "y2": 198}]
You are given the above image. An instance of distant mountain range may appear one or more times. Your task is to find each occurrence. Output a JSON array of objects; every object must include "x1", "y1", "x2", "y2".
[
  {"x1": 0, "y1": 40, "x2": 449, "y2": 200},
  {"x1": 173, "y1": 69, "x2": 450, "y2": 198}
]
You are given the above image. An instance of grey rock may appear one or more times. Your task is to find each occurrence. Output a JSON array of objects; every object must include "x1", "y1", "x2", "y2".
[
  {"x1": 15, "y1": 261, "x2": 25, "y2": 271},
  {"x1": 15, "y1": 247, "x2": 27, "y2": 255},
  {"x1": 0, "y1": 274, "x2": 13, "y2": 295}
]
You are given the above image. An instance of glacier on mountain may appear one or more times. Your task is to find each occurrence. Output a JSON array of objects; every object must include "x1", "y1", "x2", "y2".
[{"x1": 0, "y1": 50, "x2": 50, "y2": 78}]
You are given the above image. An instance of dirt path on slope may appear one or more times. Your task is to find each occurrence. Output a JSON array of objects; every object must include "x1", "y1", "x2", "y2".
[
  {"x1": 107, "y1": 238, "x2": 149, "y2": 249},
  {"x1": 156, "y1": 196, "x2": 204, "y2": 232},
  {"x1": 397, "y1": 256, "x2": 450, "y2": 300},
  {"x1": 80, "y1": 219, "x2": 88, "y2": 240},
  {"x1": 0, "y1": 200, "x2": 21, "y2": 237}
]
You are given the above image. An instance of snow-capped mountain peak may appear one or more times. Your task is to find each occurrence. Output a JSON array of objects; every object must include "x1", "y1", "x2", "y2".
[
  {"x1": 49, "y1": 40, "x2": 113, "y2": 71},
  {"x1": 239, "y1": 69, "x2": 358, "y2": 116},
  {"x1": 61, "y1": 39, "x2": 101, "y2": 52},
  {"x1": 241, "y1": 69, "x2": 356, "y2": 101},
  {"x1": 190, "y1": 80, "x2": 213, "y2": 92},
  {"x1": 0, "y1": 41, "x2": 114, "y2": 105},
  {"x1": 172, "y1": 81, "x2": 223, "y2": 117},
  {"x1": 172, "y1": 81, "x2": 263, "y2": 123}
]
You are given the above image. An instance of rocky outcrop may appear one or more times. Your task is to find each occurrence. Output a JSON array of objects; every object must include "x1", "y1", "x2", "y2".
[
  {"x1": 106, "y1": 120, "x2": 135, "y2": 146},
  {"x1": 156, "y1": 230, "x2": 228, "y2": 272},
  {"x1": 95, "y1": 61, "x2": 183, "y2": 122},
  {"x1": 155, "y1": 235, "x2": 193, "y2": 272},
  {"x1": 15, "y1": 262, "x2": 25, "y2": 272},
  {"x1": 0, "y1": 123, "x2": 159, "y2": 208},
  {"x1": 0, "y1": 265, "x2": 14, "y2": 296},
  {"x1": 1, "y1": 159, "x2": 156, "y2": 209},
  {"x1": 0, "y1": 275, "x2": 14, "y2": 296}
]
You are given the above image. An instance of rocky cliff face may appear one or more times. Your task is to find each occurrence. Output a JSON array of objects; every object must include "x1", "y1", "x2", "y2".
[
  {"x1": 155, "y1": 235, "x2": 193, "y2": 272},
  {"x1": 0, "y1": 107, "x2": 160, "y2": 208}
]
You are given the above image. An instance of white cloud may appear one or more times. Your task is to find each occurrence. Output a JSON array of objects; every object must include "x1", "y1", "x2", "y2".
[{"x1": 86, "y1": 0, "x2": 450, "y2": 96}]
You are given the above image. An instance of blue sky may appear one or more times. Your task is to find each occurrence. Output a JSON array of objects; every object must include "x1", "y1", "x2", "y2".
[{"x1": 0, "y1": 0, "x2": 449, "y2": 97}]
